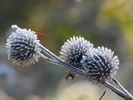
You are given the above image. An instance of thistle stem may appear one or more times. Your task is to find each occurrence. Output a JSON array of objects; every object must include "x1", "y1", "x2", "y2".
[
  {"x1": 105, "y1": 81, "x2": 133, "y2": 100},
  {"x1": 39, "y1": 44, "x2": 133, "y2": 100},
  {"x1": 113, "y1": 78, "x2": 133, "y2": 99},
  {"x1": 39, "y1": 44, "x2": 59, "y2": 60},
  {"x1": 98, "y1": 89, "x2": 106, "y2": 100},
  {"x1": 39, "y1": 44, "x2": 85, "y2": 75},
  {"x1": 37, "y1": 52, "x2": 85, "y2": 75}
]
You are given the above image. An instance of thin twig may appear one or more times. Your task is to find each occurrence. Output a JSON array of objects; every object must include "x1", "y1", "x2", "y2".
[
  {"x1": 105, "y1": 81, "x2": 133, "y2": 100},
  {"x1": 37, "y1": 52, "x2": 85, "y2": 75},
  {"x1": 98, "y1": 89, "x2": 106, "y2": 100},
  {"x1": 113, "y1": 78, "x2": 133, "y2": 99},
  {"x1": 38, "y1": 45, "x2": 133, "y2": 100},
  {"x1": 40, "y1": 44, "x2": 59, "y2": 60}
]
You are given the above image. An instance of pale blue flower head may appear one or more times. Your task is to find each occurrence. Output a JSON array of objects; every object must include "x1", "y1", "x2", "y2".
[
  {"x1": 59, "y1": 36, "x2": 93, "y2": 68},
  {"x1": 6, "y1": 25, "x2": 41, "y2": 66},
  {"x1": 81, "y1": 46, "x2": 119, "y2": 82}
]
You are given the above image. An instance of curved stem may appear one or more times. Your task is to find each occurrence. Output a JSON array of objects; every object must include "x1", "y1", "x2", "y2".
[
  {"x1": 105, "y1": 81, "x2": 133, "y2": 100},
  {"x1": 113, "y1": 78, "x2": 133, "y2": 99}
]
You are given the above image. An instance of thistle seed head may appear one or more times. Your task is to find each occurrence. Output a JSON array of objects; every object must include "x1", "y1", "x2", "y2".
[
  {"x1": 59, "y1": 36, "x2": 93, "y2": 79},
  {"x1": 81, "y1": 46, "x2": 119, "y2": 82},
  {"x1": 59, "y1": 36, "x2": 93, "y2": 68},
  {"x1": 6, "y1": 25, "x2": 41, "y2": 66}
]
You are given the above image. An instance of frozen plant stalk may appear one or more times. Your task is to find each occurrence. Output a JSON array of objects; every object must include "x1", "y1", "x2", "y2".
[{"x1": 6, "y1": 25, "x2": 133, "y2": 100}]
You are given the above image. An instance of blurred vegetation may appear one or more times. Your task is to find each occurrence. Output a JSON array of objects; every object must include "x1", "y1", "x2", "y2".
[
  {"x1": 0, "y1": 0, "x2": 133, "y2": 100},
  {"x1": 97, "y1": 0, "x2": 133, "y2": 55}
]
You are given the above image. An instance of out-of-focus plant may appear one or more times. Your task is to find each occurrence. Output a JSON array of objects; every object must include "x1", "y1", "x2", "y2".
[
  {"x1": 55, "y1": 81, "x2": 100, "y2": 100},
  {"x1": 0, "y1": 90, "x2": 14, "y2": 100},
  {"x1": 97, "y1": 0, "x2": 133, "y2": 55},
  {"x1": 54, "y1": 81, "x2": 119, "y2": 100},
  {"x1": 6, "y1": 25, "x2": 133, "y2": 100},
  {"x1": 0, "y1": 64, "x2": 16, "y2": 86}
]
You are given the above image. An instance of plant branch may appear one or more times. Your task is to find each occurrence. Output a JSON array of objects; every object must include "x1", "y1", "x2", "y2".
[
  {"x1": 37, "y1": 52, "x2": 85, "y2": 75},
  {"x1": 113, "y1": 78, "x2": 133, "y2": 99},
  {"x1": 38, "y1": 45, "x2": 133, "y2": 100},
  {"x1": 40, "y1": 44, "x2": 59, "y2": 60},
  {"x1": 105, "y1": 81, "x2": 133, "y2": 100},
  {"x1": 98, "y1": 89, "x2": 106, "y2": 100}
]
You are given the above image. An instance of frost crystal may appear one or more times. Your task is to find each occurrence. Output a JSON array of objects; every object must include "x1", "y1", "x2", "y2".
[
  {"x1": 6, "y1": 25, "x2": 41, "y2": 66},
  {"x1": 59, "y1": 36, "x2": 93, "y2": 78},
  {"x1": 81, "y1": 46, "x2": 119, "y2": 82}
]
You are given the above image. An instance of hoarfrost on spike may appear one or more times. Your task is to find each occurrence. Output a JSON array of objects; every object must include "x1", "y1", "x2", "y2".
[{"x1": 6, "y1": 25, "x2": 41, "y2": 66}]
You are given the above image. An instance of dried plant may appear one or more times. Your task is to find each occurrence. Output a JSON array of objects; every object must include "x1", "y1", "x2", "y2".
[
  {"x1": 59, "y1": 36, "x2": 93, "y2": 79},
  {"x1": 6, "y1": 25, "x2": 41, "y2": 66},
  {"x1": 6, "y1": 25, "x2": 133, "y2": 100}
]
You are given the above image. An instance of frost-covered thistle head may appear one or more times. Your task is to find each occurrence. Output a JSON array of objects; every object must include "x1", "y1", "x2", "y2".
[
  {"x1": 81, "y1": 46, "x2": 119, "y2": 83},
  {"x1": 59, "y1": 36, "x2": 93, "y2": 79},
  {"x1": 6, "y1": 25, "x2": 41, "y2": 66},
  {"x1": 59, "y1": 36, "x2": 93, "y2": 68}
]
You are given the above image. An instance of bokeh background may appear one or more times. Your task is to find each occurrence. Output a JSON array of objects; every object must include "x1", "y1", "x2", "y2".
[{"x1": 0, "y1": 0, "x2": 133, "y2": 100}]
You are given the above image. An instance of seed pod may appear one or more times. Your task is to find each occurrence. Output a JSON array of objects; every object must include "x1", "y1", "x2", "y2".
[
  {"x1": 59, "y1": 36, "x2": 93, "y2": 79},
  {"x1": 6, "y1": 25, "x2": 41, "y2": 66},
  {"x1": 81, "y1": 47, "x2": 119, "y2": 83}
]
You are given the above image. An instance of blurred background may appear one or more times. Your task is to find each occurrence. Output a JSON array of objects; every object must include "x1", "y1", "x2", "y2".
[{"x1": 0, "y1": 0, "x2": 133, "y2": 100}]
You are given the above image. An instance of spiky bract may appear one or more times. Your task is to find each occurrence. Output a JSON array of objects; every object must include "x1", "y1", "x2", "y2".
[
  {"x1": 59, "y1": 36, "x2": 93, "y2": 78},
  {"x1": 81, "y1": 47, "x2": 119, "y2": 82},
  {"x1": 6, "y1": 25, "x2": 41, "y2": 66}
]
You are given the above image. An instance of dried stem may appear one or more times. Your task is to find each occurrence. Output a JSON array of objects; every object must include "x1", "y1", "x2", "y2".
[
  {"x1": 98, "y1": 89, "x2": 106, "y2": 100},
  {"x1": 105, "y1": 81, "x2": 133, "y2": 100},
  {"x1": 40, "y1": 44, "x2": 84, "y2": 75},
  {"x1": 38, "y1": 44, "x2": 133, "y2": 100},
  {"x1": 39, "y1": 44, "x2": 59, "y2": 60},
  {"x1": 113, "y1": 78, "x2": 133, "y2": 99},
  {"x1": 37, "y1": 51, "x2": 85, "y2": 75}
]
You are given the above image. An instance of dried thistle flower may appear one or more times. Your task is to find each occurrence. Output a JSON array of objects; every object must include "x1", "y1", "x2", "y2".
[
  {"x1": 59, "y1": 36, "x2": 93, "y2": 79},
  {"x1": 81, "y1": 46, "x2": 119, "y2": 83},
  {"x1": 6, "y1": 25, "x2": 41, "y2": 66},
  {"x1": 5, "y1": 29, "x2": 133, "y2": 99}
]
